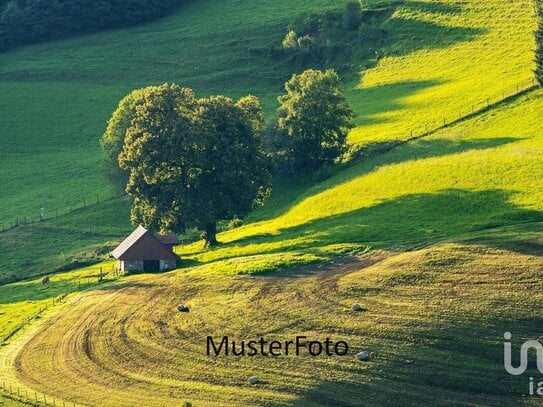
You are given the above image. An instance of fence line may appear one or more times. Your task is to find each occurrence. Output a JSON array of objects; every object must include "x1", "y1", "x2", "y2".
[
  {"x1": 350, "y1": 77, "x2": 539, "y2": 157},
  {"x1": 1, "y1": 78, "x2": 541, "y2": 235},
  {"x1": 1, "y1": 378, "x2": 79, "y2": 407},
  {"x1": 1, "y1": 266, "x2": 120, "y2": 345},
  {"x1": 0, "y1": 267, "x2": 122, "y2": 407},
  {"x1": 0, "y1": 193, "x2": 123, "y2": 235}
]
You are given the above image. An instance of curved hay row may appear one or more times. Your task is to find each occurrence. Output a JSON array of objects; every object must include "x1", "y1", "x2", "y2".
[{"x1": 11, "y1": 245, "x2": 543, "y2": 406}]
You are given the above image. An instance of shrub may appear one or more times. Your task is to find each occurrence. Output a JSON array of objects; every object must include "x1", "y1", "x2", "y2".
[
  {"x1": 297, "y1": 34, "x2": 315, "y2": 48},
  {"x1": 227, "y1": 217, "x2": 244, "y2": 230},
  {"x1": 282, "y1": 30, "x2": 299, "y2": 48},
  {"x1": 344, "y1": 0, "x2": 362, "y2": 30}
]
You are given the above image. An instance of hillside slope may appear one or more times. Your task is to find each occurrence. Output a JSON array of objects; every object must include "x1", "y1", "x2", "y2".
[
  {"x1": 0, "y1": 0, "x2": 535, "y2": 227},
  {"x1": 0, "y1": 0, "x2": 541, "y2": 404},
  {"x1": 2, "y1": 226, "x2": 543, "y2": 406},
  {"x1": 0, "y1": 0, "x2": 343, "y2": 226},
  {"x1": 1, "y1": 84, "x2": 542, "y2": 405},
  {"x1": 178, "y1": 89, "x2": 543, "y2": 267}
]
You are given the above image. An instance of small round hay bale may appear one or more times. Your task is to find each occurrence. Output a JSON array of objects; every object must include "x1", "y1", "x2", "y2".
[
  {"x1": 352, "y1": 303, "x2": 362, "y2": 312},
  {"x1": 356, "y1": 351, "x2": 369, "y2": 361},
  {"x1": 248, "y1": 376, "x2": 259, "y2": 385},
  {"x1": 177, "y1": 304, "x2": 189, "y2": 313}
]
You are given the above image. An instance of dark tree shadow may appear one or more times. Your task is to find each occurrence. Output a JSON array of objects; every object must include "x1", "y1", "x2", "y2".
[
  {"x1": 287, "y1": 320, "x2": 543, "y2": 406},
  {"x1": 381, "y1": 14, "x2": 485, "y2": 59},
  {"x1": 205, "y1": 188, "x2": 543, "y2": 268},
  {"x1": 402, "y1": 1, "x2": 465, "y2": 15},
  {"x1": 243, "y1": 137, "x2": 522, "y2": 227},
  {"x1": 349, "y1": 79, "x2": 446, "y2": 126}
]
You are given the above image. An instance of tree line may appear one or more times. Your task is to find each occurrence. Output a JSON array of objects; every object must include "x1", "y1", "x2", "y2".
[
  {"x1": 101, "y1": 69, "x2": 355, "y2": 246},
  {"x1": 0, "y1": 0, "x2": 183, "y2": 52},
  {"x1": 250, "y1": 1, "x2": 391, "y2": 72}
]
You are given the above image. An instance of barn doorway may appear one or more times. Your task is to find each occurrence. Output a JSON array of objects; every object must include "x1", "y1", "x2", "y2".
[{"x1": 143, "y1": 260, "x2": 160, "y2": 272}]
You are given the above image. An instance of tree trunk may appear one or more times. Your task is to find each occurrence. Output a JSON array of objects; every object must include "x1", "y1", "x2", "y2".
[{"x1": 204, "y1": 221, "x2": 219, "y2": 247}]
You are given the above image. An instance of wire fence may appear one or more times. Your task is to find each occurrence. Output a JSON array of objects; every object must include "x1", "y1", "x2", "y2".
[
  {"x1": 1, "y1": 267, "x2": 120, "y2": 345},
  {"x1": 349, "y1": 77, "x2": 539, "y2": 157},
  {"x1": 0, "y1": 76, "x2": 538, "y2": 407},
  {"x1": 0, "y1": 267, "x2": 123, "y2": 407},
  {"x1": 1, "y1": 379, "x2": 79, "y2": 407},
  {"x1": 1, "y1": 193, "x2": 108, "y2": 233},
  {"x1": 1, "y1": 77, "x2": 540, "y2": 236}
]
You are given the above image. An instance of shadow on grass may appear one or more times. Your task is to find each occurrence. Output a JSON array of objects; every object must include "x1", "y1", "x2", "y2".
[
  {"x1": 350, "y1": 79, "x2": 446, "y2": 127},
  {"x1": 245, "y1": 137, "x2": 522, "y2": 227},
  {"x1": 286, "y1": 287, "x2": 543, "y2": 406},
  {"x1": 382, "y1": 12, "x2": 485, "y2": 58},
  {"x1": 202, "y1": 188, "x2": 543, "y2": 269},
  {"x1": 288, "y1": 322, "x2": 541, "y2": 406},
  {"x1": 403, "y1": 1, "x2": 466, "y2": 15}
]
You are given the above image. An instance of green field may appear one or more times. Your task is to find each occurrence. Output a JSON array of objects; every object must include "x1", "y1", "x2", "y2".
[
  {"x1": 2, "y1": 225, "x2": 543, "y2": 406},
  {"x1": 0, "y1": 0, "x2": 542, "y2": 405}
]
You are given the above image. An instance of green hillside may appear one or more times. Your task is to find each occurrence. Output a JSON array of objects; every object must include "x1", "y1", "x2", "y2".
[
  {"x1": 2, "y1": 224, "x2": 543, "y2": 406},
  {"x1": 0, "y1": 0, "x2": 537, "y2": 283},
  {"x1": 0, "y1": 0, "x2": 535, "y2": 226},
  {"x1": 0, "y1": 0, "x2": 542, "y2": 405},
  {"x1": 0, "y1": 0, "x2": 344, "y2": 226},
  {"x1": 177, "y1": 89, "x2": 543, "y2": 268}
]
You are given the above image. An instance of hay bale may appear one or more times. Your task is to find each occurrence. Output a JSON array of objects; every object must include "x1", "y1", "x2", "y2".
[
  {"x1": 248, "y1": 376, "x2": 259, "y2": 385},
  {"x1": 356, "y1": 351, "x2": 369, "y2": 361},
  {"x1": 177, "y1": 304, "x2": 189, "y2": 313},
  {"x1": 352, "y1": 303, "x2": 362, "y2": 312}
]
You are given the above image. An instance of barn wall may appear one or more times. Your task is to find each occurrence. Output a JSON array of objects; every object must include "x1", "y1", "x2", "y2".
[
  {"x1": 160, "y1": 259, "x2": 176, "y2": 271},
  {"x1": 120, "y1": 260, "x2": 144, "y2": 272},
  {"x1": 120, "y1": 232, "x2": 177, "y2": 261}
]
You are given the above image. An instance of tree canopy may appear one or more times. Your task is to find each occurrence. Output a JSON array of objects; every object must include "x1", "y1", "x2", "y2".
[
  {"x1": 101, "y1": 87, "x2": 160, "y2": 193},
  {"x1": 0, "y1": 0, "x2": 183, "y2": 51},
  {"x1": 116, "y1": 84, "x2": 271, "y2": 246},
  {"x1": 276, "y1": 69, "x2": 355, "y2": 171}
]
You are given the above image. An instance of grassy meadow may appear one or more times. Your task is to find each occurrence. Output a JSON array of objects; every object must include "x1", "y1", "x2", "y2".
[
  {"x1": 1, "y1": 225, "x2": 543, "y2": 406},
  {"x1": 177, "y1": 89, "x2": 543, "y2": 267},
  {"x1": 0, "y1": 0, "x2": 542, "y2": 405},
  {"x1": 0, "y1": 0, "x2": 535, "y2": 227}
]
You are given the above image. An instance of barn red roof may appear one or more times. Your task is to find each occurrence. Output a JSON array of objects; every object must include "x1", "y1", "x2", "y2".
[{"x1": 111, "y1": 226, "x2": 178, "y2": 261}]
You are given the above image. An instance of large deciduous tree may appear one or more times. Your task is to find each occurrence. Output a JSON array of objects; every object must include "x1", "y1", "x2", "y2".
[
  {"x1": 117, "y1": 83, "x2": 271, "y2": 247},
  {"x1": 277, "y1": 69, "x2": 355, "y2": 171},
  {"x1": 101, "y1": 86, "x2": 157, "y2": 193}
]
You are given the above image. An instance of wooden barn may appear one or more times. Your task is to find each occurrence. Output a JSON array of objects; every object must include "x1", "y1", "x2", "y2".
[{"x1": 111, "y1": 225, "x2": 179, "y2": 272}]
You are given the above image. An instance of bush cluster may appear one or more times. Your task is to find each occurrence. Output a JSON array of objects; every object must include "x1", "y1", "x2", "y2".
[{"x1": 253, "y1": 1, "x2": 390, "y2": 71}]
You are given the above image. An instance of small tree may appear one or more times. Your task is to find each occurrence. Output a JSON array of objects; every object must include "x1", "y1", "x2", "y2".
[
  {"x1": 118, "y1": 84, "x2": 271, "y2": 247},
  {"x1": 277, "y1": 69, "x2": 355, "y2": 171},
  {"x1": 536, "y1": 0, "x2": 543, "y2": 86},
  {"x1": 344, "y1": 0, "x2": 363, "y2": 31},
  {"x1": 282, "y1": 30, "x2": 299, "y2": 48}
]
